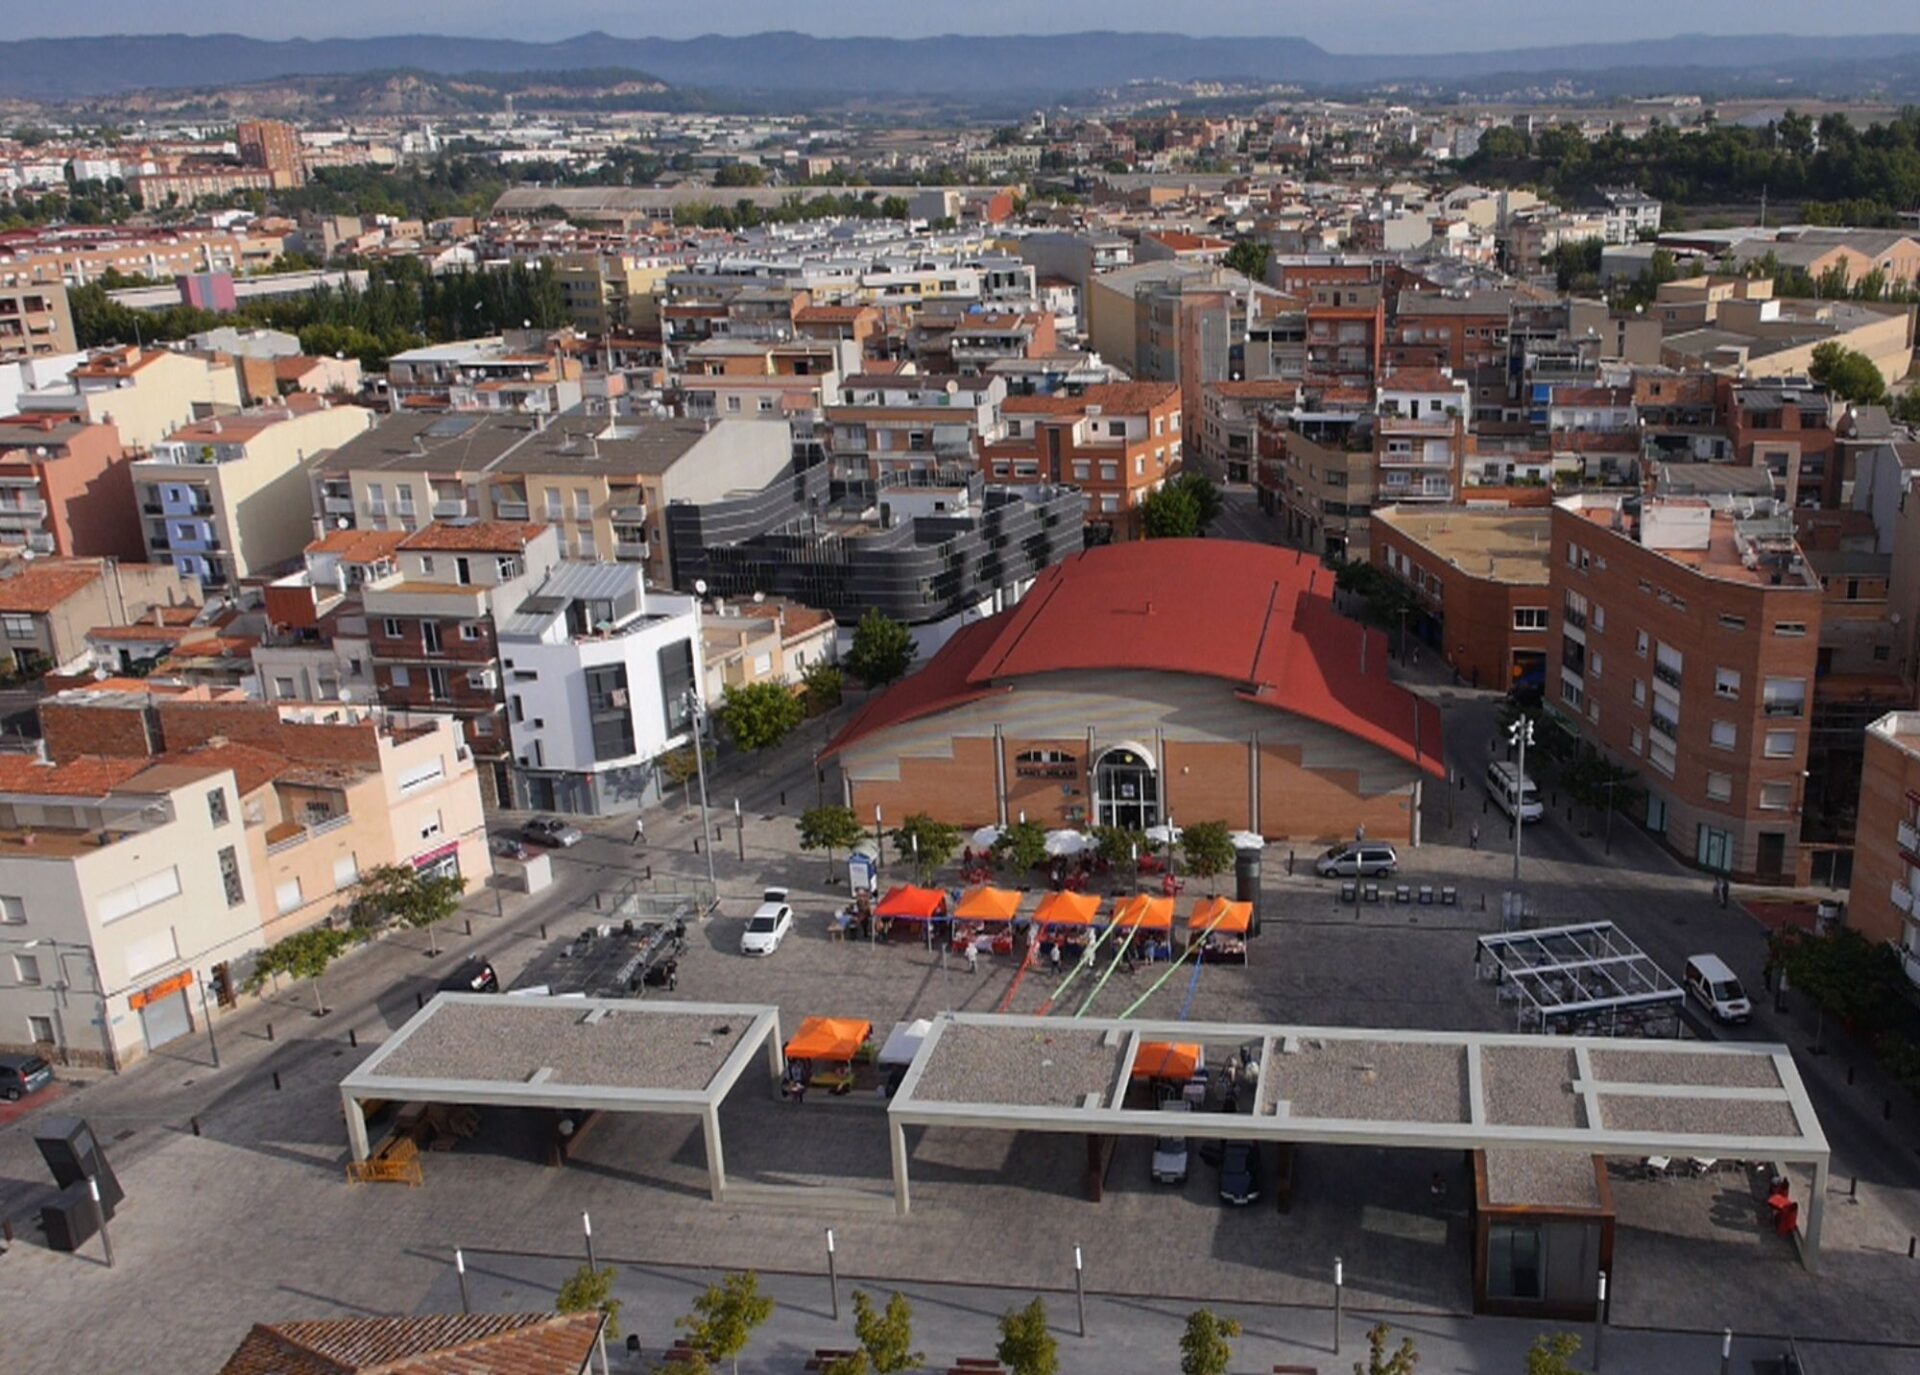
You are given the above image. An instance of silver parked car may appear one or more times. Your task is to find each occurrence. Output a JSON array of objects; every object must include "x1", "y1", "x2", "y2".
[{"x1": 522, "y1": 815, "x2": 584, "y2": 848}]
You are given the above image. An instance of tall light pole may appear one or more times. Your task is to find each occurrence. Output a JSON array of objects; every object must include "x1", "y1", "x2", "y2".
[
  {"x1": 1508, "y1": 716, "x2": 1534, "y2": 885},
  {"x1": 684, "y1": 688, "x2": 717, "y2": 904}
]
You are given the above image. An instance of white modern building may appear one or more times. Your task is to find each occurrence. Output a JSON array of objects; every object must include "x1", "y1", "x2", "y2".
[{"x1": 496, "y1": 561, "x2": 701, "y2": 815}]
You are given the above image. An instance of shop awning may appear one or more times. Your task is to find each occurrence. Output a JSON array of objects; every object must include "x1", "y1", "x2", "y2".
[
  {"x1": 1111, "y1": 893, "x2": 1175, "y2": 931},
  {"x1": 954, "y1": 885, "x2": 1022, "y2": 922},
  {"x1": 875, "y1": 885, "x2": 948, "y2": 920},
  {"x1": 1188, "y1": 897, "x2": 1252, "y2": 936},
  {"x1": 1034, "y1": 890, "x2": 1102, "y2": 928},
  {"x1": 785, "y1": 1016, "x2": 874, "y2": 1063},
  {"x1": 1131, "y1": 1041, "x2": 1202, "y2": 1081}
]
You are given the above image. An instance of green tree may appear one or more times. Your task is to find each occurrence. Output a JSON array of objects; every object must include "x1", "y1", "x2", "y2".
[
  {"x1": 995, "y1": 1297, "x2": 1059, "y2": 1375},
  {"x1": 1175, "y1": 472, "x2": 1223, "y2": 530},
  {"x1": 1179, "y1": 821, "x2": 1237, "y2": 892},
  {"x1": 1141, "y1": 482, "x2": 1202, "y2": 539},
  {"x1": 678, "y1": 1271, "x2": 775, "y2": 1375},
  {"x1": 993, "y1": 819, "x2": 1049, "y2": 875},
  {"x1": 1525, "y1": 1333, "x2": 1581, "y2": 1375},
  {"x1": 798, "y1": 805, "x2": 867, "y2": 881},
  {"x1": 1223, "y1": 238, "x2": 1271, "y2": 282},
  {"x1": 1179, "y1": 1309, "x2": 1242, "y2": 1375},
  {"x1": 556, "y1": 1262, "x2": 623, "y2": 1342},
  {"x1": 659, "y1": 744, "x2": 714, "y2": 811},
  {"x1": 802, "y1": 659, "x2": 845, "y2": 713},
  {"x1": 715, "y1": 681, "x2": 806, "y2": 756},
  {"x1": 847, "y1": 608, "x2": 916, "y2": 686},
  {"x1": 245, "y1": 924, "x2": 355, "y2": 1016},
  {"x1": 347, "y1": 862, "x2": 465, "y2": 956},
  {"x1": 1091, "y1": 824, "x2": 1147, "y2": 868},
  {"x1": 1893, "y1": 389, "x2": 1920, "y2": 425},
  {"x1": 1354, "y1": 1322, "x2": 1418, "y2": 1375},
  {"x1": 1769, "y1": 925, "x2": 1905, "y2": 1044},
  {"x1": 844, "y1": 1290, "x2": 922, "y2": 1374},
  {"x1": 1808, "y1": 341, "x2": 1888, "y2": 405},
  {"x1": 892, "y1": 812, "x2": 962, "y2": 883},
  {"x1": 713, "y1": 162, "x2": 767, "y2": 187}
]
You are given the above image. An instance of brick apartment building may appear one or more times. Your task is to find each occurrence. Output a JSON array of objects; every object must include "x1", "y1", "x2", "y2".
[
  {"x1": 0, "y1": 414, "x2": 143, "y2": 560},
  {"x1": 1550, "y1": 494, "x2": 1821, "y2": 882},
  {"x1": 235, "y1": 120, "x2": 308, "y2": 189},
  {"x1": 360, "y1": 522, "x2": 561, "y2": 805},
  {"x1": 1372, "y1": 505, "x2": 1552, "y2": 694},
  {"x1": 1725, "y1": 380, "x2": 1838, "y2": 509},
  {"x1": 985, "y1": 381, "x2": 1183, "y2": 541},
  {"x1": 1849, "y1": 712, "x2": 1920, "y2": 984}
]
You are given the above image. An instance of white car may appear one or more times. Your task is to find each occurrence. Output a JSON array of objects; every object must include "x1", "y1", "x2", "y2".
[{"x1": 741, "y1": 901, "x2": 794, "y2": 956}]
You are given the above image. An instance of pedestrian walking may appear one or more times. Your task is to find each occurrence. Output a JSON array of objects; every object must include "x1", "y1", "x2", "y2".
[
  {"x1": 631, "y1": 815, "x2": 646, "y2": 847},
  {"x1": 964, "y1": 943, "x2": 978, "y2": 975},
  {"x1": 1469, "y1": 821, "x2": 1480, "y2": 851},
  {"x1": 1048, "y1": 942, "x2": 1062, "y2": 978}
]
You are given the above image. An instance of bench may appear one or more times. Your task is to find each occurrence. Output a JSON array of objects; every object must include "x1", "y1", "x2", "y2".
[{"x1": 804, "y1": 1350, "x2": 860, "y2": 1371}]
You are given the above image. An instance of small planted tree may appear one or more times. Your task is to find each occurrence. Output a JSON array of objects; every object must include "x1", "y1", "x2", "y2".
[
  {"x1": 847, "y1": 608, "x2": 916, "y2": 687},
  {"x1": 1141, "y1": 481, "x2": 1202, "y2": 540},
  {"x1": 245, "y1": 924, "x2": 354, "y2": 1016},
  {"x1": 1174, "y1": 472, "x2": 1223, "y2": 531},
  {"x1": 1179, "y1": 1309, "x2": 1242, "y2": 1375},
  {"x1": 995, "y1": 1297, "x2": 1059, "y2": 1375},
  {"x1": 1354, "y1": 1322, "x2": 1418, "y2": 1375},
  {"x1": 798, "y1": 804, "x2": 867, "y2": 882},
  {"x1": 678, "y1": 1271, "x2": 774, "y2": 1375},
  {"x1": 348, "y1": 862, "x2": 464, "y2": 955},
  {"x1": 716, "y1": 681, "x2": 806, "y2": 757},
  {"x1": 660, "y1": 744, "x2": 714, "y2": 811},
  {"x1": 803, "y1": 659, "x2": 845, "y2": 713},
  {"x1": 849, "y1": 1290, "x2": 922, "y2": 1373},
  {"x1": 992, "y1": 819, "x2": 1049, "y2": 876},
  {"x1": 1524, "y1": 1333, "x2": 1581, "y2": 1375},
  {"x1": 1179, "y1": 821, "x2": 1237, "y2": 893},
  {"x1": 1091, "y1": 824, "x2": 1147, "y2": 870},
  {"x1": 892, "y1": 813, "x2": 962, "y2": 884},
  {"x1": 556, "y1": 1262, "x2": 623, "y2": 1342}
]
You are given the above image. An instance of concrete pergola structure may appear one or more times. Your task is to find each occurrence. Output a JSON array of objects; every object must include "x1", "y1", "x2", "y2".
[
  {"x1": 886, "y1": 1013, "x2": 1834, "y2": 1267},
  {"x1": 339, "y1": 995, "x2": 784, "y2": 1201}
]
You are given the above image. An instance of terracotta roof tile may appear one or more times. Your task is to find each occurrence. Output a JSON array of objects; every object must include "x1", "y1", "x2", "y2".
[
  {"x1": 217, "y1": 1312, "x2": 601, "y2": 1375},
  {"x1": 401, "y1": 522, "x2": 548, "y2": 554},
  {"x1": 307, "y1": 528, "x2": 409, "y2": 562},
  {"x1": 0, "y1": 563, "x2": 101, "y2": 614},
  {"x1": 0, "y1": 754, "x2": 150, "y2": 797}
]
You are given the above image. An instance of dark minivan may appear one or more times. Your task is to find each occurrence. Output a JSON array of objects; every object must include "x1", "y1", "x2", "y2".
[
  {"x1": 0, "y1": 1052, "x2": 54, "y2": 1101},
  {"x1": 437, "y1": 958, "x2": 500, "y2": 994}
]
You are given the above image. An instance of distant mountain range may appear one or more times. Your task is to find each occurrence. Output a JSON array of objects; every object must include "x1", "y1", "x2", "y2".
[{"x1": 5, "y1": 29, "x2": 1920, "y2": 105}]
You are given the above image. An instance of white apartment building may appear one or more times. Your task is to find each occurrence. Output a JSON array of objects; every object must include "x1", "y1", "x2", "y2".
[{"x1": 495, "y1": 561, "x2": 701, "y2": 816}]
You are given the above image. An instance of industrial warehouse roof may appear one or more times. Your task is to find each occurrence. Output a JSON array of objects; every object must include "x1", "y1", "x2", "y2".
[{"x1": 823, "y1": 539, "x2": 1444, "y2": 777}]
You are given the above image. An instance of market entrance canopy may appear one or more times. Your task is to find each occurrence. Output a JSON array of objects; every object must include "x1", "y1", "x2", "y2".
[
  {"x1": 1111, "y1": 894, "x2": 1175, "y2": 931},
  {"x1": 884, "y1": 1013, "x2": 1832, "y2": 1269},
  {"x1": 1188, "y1": 897, "x2": 1253, "y2": 935},
  {"x1": 1132, "y1": 1041, "x2": 1202, "y2": 1081},
  {"x1": 1033, "y1": 890, "x2": 1102, "y2": 928},
  {"x1": 954, "y1": 886, "x2": 1023, "y2": 922},
  {"x1": 876, "y1": 885, "x2": 948, "y2": 920},
  {"x1": 785, "y1": 1017, "x2": 874, "y2": 1062}
]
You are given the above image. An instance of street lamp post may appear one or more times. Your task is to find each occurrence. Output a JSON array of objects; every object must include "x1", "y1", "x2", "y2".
[
  {"x1": 684, "y1": 689, "x2": 718, "y2": 904},
  {"x1": 1508, "y1": 717, "x2": 1534, "y2": 885}
]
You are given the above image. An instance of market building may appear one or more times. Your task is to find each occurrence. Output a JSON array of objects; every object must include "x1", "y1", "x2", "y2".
[{"x1": 823, "y1": 539, "x2": 1444, "y2": 842}]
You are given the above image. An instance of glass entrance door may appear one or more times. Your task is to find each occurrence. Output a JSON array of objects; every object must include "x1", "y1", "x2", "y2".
[{"x1": 1093, "y1": 747, "x2": 1159, "y2": 832}]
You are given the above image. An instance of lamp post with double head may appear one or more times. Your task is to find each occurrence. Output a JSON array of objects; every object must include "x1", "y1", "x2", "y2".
[{"x1": 683, "y1": 687, "x2": 718, "y2": 904}]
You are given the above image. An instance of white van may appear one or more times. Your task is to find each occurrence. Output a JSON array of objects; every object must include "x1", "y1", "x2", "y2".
[
  {"x1": 1684, "y1": 954, "x2": 1752, "y2": 1024},
  {"x1": 1486, "y1": 760, "x2": 1544, "y2": 823}
]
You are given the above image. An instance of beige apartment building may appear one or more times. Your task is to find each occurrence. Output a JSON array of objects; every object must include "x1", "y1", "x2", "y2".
[
  {"x1": 0, "y1": 558, "x2": 196, "y2": 676},
  {"x1": 700, "y1": 596, "x2": 838, "y2": 701},
  {"x1": 12, "y1": 345, "x2": 244, "y2": 451},
  {"x1": 0, "y1": 691, "x2": 492, "y2": 1069},
  {"x1": 555, "y1": 253, "x2": 672, "y2": 334},
  {"x1": 0, "y1": 280, "x2": 77, "y2": 363},
  {"x1": 135, "y1": 398, "x2": 374, "y2": 589}
]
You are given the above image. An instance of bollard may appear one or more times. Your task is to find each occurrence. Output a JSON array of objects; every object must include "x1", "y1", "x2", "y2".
[
  {"x1": 415, "y1": 990, "x2": 425, "y2": 1010},
  {"x1": 693, "y1": 837, "x2": 701, "y2": 854},
  {"x1": 266, "y1": 1020, "x2": 275, "y2": 1041},
  {"x1": 272, "y1": 1071, "x2": 282, "y2": 1091},
  {"x1": 644, "y1": 865, "x2": 652, "y2": 881},
  {"x1": 1332, "y1": 1256, "x2": 1343, "y2": 1355},
  {"x1": 1909, "y1": 1235, "x2": 1915, "y2": 1258},
  {"x1": 1850, "y1": 1176, "x2": 1858, "y2": 1200},
  {"x1": 456, "y1": 1248, "x2": 471, "y2": 1315},
  {"x1": 1721, "y1": 1329, "x2": 1732, "y2": 1375},
  {"x1": 826, "y1": 1228, "x2": 840, "y2": 1320},
  {"x1": 583, "y1": 1211, "x2": 597, "y2": 1273},
  {"x1": 780, "y1": 790, "x2": 786, "y2": 806},
  {"x1": 1074, "y1": 1244, "x2": 1087, "y2": 1338},
  {"x1": 1591, "y1": 1270, "x2": 1606, "y2": 1371},
  {"x1": 348, "y1": 1028, "x2": 358, "y2": 1048},
  {"x1": 465, "y1": 918, "x2": 472, "y2": 936},
  {"x1": 3, "y1": 1216, "x2": 12, "y2": 1244},
  {"x1": 594, "y1": 893, "x2": 602, "y2": 911},
  {"x1": 191, "y1": 1116, "x2": 201, "y2": 1137},
  {"x1": 540, "y1": 922, "x2": 548, "y2": 940}
]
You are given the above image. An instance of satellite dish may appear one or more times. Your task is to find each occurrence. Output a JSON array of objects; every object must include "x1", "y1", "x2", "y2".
[
  {"x1": 92, "y1": 666, "x2": 110, "y2": 682},
  {"x1": 339, "y1": 687, "x2": 354, "y2": 703},
  {"x1": 336, "y1": 516, "x2": 350, "y2": 529},
  {"x1": 694, "y1": 578, "x2": 709, "y2": 596},
  {"x1": 752, "y1": 590, "x2": 765, "y2": 604}
]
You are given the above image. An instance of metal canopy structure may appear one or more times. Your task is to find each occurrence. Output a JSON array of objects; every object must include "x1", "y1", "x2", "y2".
[
  {"x1": 1475, "y1": 922, "x2": 1685, "y2": 1038},
  {"x1": 338, "y1": 995, "x2": 784, "y2": 1201},
  {"x1": 886, "y1": 1012, "x2": 1832, "y2": 1267}
]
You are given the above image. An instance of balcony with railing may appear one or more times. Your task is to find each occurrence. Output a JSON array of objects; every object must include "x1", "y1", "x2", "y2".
[
  {"x1": 0, "y1": 494, "x2": 47, "y2": 523},
  {"x1": 615, "y1": 540, "x2": 651, "y2": 560},
  {"x1": 1893, "y1": 880, "x2": 1915, "y2": 915},
  {"x1": 265, "y1": 810, "x2": 352, "y2": 856},
  {"x1": 432, "y1": 497, "x2": 468, "y2": 519},
  {"x1": 1898, "y1": 819, "x2": 1919, "y2": 857},
  {"x1": 322, "y1": 494, "x2": 356, "y2": 515},
  {"x1": 1653, "y1": 661, "x2": 1683, "y2": 689},
  {"x1": 1650, "y1": 711, "x2": 1679, "y2": 742}
]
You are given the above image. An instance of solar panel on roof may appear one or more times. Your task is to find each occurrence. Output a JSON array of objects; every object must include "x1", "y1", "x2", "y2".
[{"x1": 424, "y1": 415, "x2": 484, "y2": 439}]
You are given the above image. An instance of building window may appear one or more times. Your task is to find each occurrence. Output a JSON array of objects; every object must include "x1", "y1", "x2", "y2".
[
  {"x1": 1635, "y1": 630, "x2": 1648, "y2": 657},
  {"x1": 1764, "y1": 729, "x2": 1796, "y2": 758},
  {"x1": 1705, "y1": 771, "x2": 1734, "y2": 801},
  {"x1": 1592, "y1": 604, "x2": 1605, "y2": 632},
  {"x1": 13, "y1": 952, "x2": 41, "y2": 985},
  {"x1": 460, "y1": 622, "x2": 482, "y2": 641},
  {"x1": 27, "y1": 1014, "x2": 53, "y2": 1044},
  {"x1": 1649, "y1": 740, "x2": 1676, "y2": 778},
  {"x1": 1719, "y1": 614, "x2": 1747, "y2": 631},
  {"x1": 1774, "y1": 622, "x2": 1808, "y2": 637},
  {"x1": 1630, "y1": 727, "x2": 1644, "y2": 755},
  {"x1": 275, "y1": 877, "x2": 304, "y2": 917},
  {"x1": 1589, "y1": 651, "x2": 1602, "y2": 679},
  {"x1": 382, "y1": 618, "x2": 401, "y2": 639},
  {"x1": 1759, "y1": 781, "x2": 1794, "y2": 811},
  {"x1": 207, "y1": 787, "x2": 228, "y2": 826},
  {"x1": 1559, "y1": 673, "x2": 1584, "y2": 710},
  {"x1": 0, "y1": 894, "x2": 22, "y2": 924},
  {"x1": 1512, "y1": 608, "x2": 1548, "y2": 631},
  {"x1": 1762, "y1": 678, "x2": 1807, "y2": 718},
  {"x1": 333, "y1": 854, "x2": 360, "y2": 891},
  {"x1": 419, "y1": 555, "x2": 435, "y2": 577},
  {"x1": 389, "y1": 665, "x2": 411, "y2": 689},
  {"x1": 586, "y1": 663, "x2": 637, "y2": 761},
  {"x1": 659, "y1": 638, "x2": 697, "y2": 736},
  {"x1": 217, "y1": 846, "x2": 244, "y2": 907},
  {"x1": 1710, "y1": 721, "x2": 1737, "y2": 751},
  {"x1": 274, "y1": 676, "x2": 296, "y2": 699},
  {"x1": 0, "y1": 613, "x2": 35, "y2": 641},
  {"x1": 1632, "y1": 679, "x2": 1646, "y2": 707},
  {"x1": 1714, "y1": 668, "x2": 1740, "y2": 699}
]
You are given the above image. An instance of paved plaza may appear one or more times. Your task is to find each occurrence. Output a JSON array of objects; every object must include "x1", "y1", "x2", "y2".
[{"x1": 2, "y1": 684, "x2": 1919, "y2": 1372}]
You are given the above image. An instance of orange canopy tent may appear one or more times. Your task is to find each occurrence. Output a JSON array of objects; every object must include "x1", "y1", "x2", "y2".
[
  {"x1": 1131, "y1": 1041, "x2": 1202, "y2": 1081},
  {"x1": 875, "y1": 885, "x2": 948, "y2": 920},
  {"x1": 1033, "y1": 890, "x2": 1102, "y2": 928},
  {"x1": 784, "y1": 1016, "x2": 874, "y2": 1063},
  {"x1": 1187, "y1": 897, "x2": 1253, "y2": 936},
  {"x1": 954, "y1": 885, "x2": 1022, "y2": 922},
  {"x1": 1110, "y1": 893, "x2": 1175, "y2": 931}
]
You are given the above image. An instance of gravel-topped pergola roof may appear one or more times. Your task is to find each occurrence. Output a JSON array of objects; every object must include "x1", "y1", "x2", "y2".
[
  {"x1": 338, "y1": 995, "x2": 785, "y2": 1201},
  {"x1": 885, "y1": 1013, "x2": 1832, "y2": 1266}
]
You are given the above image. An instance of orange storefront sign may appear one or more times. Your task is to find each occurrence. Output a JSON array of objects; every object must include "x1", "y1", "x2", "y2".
[{"x1": 129, "y1": 969, "x2": 194, "y2": 1011}]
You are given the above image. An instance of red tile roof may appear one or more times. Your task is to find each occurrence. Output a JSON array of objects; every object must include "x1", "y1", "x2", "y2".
[
  {"x1": 0, "y1": 754, "x2": 150, "y2": 797},
  {"x1": 826, "y1": 540, "x2": 1444, "y2": 778},
  {"x1": 216, "y1": 1312, "x2": 601, "y2": 1375},
  {"x1": 0, "y1": 563, "x2": 101, "y2": 614},
  {"x1": 401, "y1": 522, "x2": 546, "y2": 553},
  {"x1": 307, "y1": 528, "x2": 408, "y2": 562}
]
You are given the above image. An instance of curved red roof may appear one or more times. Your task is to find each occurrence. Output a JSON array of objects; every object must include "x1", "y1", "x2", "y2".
[{"x1": 826, "y1": 539, "x2": 1443, "y2": 778}]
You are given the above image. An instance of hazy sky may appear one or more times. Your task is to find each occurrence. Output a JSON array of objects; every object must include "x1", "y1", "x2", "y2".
[{"x1": 15, "y1": 2, "x2": 1920, "y2": 52}]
